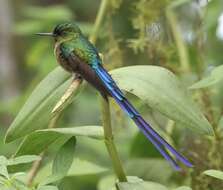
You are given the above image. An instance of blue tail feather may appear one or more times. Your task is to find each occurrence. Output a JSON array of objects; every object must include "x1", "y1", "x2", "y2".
[
  {"x1": 120, "y1": 98, "x2": 193, "y2": 167},
  {"x1": 133, "y1": 118, "x2": 180, "y2": 170},
  {"x1": 137, "y1": 116, "x2": 193, "y2": 167},
  {"x1": 93, "y1": 64, "x2": 193, "y2": 169}
]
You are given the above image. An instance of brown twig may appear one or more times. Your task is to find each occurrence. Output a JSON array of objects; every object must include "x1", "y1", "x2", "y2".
[{"x1": 27, "y1": 152, "x2": 45, "y2": 186}]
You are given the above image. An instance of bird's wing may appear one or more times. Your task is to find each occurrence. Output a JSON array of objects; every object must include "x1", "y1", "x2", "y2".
[{"x1": 92, "y1": 62, "x2": 193, "y2": 170}]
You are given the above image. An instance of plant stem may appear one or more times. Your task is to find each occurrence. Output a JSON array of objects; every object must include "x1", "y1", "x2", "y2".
[
  {"x1": 27, "y1": 152, "x2": 45, "y2": 186},
  {"x1": 100, "y1": 97, "x2": 127, "y2": 182},
  {"x1": 166, "y1": 5, "x2": 190, "y2": 73},
  {"x1": 91, "y1": 0, "x2": 127, "y2": 182},
  {"x1": 26, "y1": 116, "x2": 60, "y2": 187},
  {"x1": 90, "y1": 0, "x2": 109, "y2": 44}
]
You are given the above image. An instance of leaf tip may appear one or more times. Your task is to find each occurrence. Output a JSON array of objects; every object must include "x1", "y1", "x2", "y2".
[{"x1": 4, "y1": 129, "x2": 13, "y2": 144}]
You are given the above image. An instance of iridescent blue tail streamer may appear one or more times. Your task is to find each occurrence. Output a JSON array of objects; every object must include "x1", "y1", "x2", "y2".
[{"x1": 93, "y1": 64, "x2": 193, "y2": 170}]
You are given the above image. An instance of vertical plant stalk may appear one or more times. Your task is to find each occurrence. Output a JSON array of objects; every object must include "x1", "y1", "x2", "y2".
[
  {"x1": 27, "y1": 152, "x2": 45, "y2": 186},
  {"x1": 166, "y1": 5, "x2": 190, "y2": 73},
  {"x1": 90, "y1": 0, "x2": 108, "y2": 44},
  {"x1": 91, "y1": 0, "x2": 127, "y2": 182},
  {"x1": 101, "y1": 97, "x2": 127, "y2": 182}
]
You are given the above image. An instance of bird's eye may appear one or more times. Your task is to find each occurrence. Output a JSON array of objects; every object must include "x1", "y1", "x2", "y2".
[
  {"x1": 54, "y1": 30, "x2": 64, "y2": 36},
  {"x1": 60, "y1": 31, "x2": 66, "y2": 36}
]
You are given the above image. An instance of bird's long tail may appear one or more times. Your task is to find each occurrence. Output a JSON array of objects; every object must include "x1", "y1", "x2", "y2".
[{"x1": 93, "y1": 64, "x2": 193, "y2": 170}]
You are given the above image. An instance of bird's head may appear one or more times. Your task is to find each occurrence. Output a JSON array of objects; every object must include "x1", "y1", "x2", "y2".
[{"x1": 36, "y1": 22, "x2": 82, "y2": 42}]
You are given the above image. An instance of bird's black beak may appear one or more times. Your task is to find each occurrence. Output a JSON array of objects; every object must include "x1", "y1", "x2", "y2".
[{"x1": 35, "y1": 33, "x2": 54, "y2": 37}]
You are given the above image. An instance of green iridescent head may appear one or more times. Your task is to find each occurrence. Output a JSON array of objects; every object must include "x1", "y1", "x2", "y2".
[{"x1": 36, "y1": 22, "x2": 82, "y2": 42}]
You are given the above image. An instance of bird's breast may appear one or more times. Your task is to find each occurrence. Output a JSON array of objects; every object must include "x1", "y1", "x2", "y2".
[{"x1": 54, "y1": 44, "x2": 74, "y2": 73}]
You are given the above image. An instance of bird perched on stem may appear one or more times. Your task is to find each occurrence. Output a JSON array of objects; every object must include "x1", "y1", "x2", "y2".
[{"x1": 36, "y1": 22, "x2": 193, "y2": 170}]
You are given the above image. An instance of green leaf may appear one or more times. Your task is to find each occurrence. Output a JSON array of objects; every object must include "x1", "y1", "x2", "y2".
[
  {"x1": 174, "y1": 186, "x2": 192, "y2": 190},
  {"x1": 98, "y1": 175, "x2": 116, "y2": 190},
  {"x1": 0, "y1": 165, "x2": 9, "y2": 179},
  {"x1": 0, "y1": 156, "x2": 9, "y2": 179},
  {"x1": 11, "y1": 172, "x2": 26, "y2": 179},
  {"x1": 40, "y1": 126, "x2": 104, "y2": 139},
  {"x1": 0, "y1": 156, "x2": 8, "y2": 166},
  {"x1": 35, "y1": 158, "x2": 108, "y2": 183},
  {"x1": 15, "y1": 131, "x2": 68, "y2": 156},
  {"x1": 204, "y1": 0, "x2": 223, "y2": 30},
  {"x1": 5, "y1": 67, "x2": 81, "y2": 142},
  {"x1": 126, "y1": 159, "x2": 172, "y2": 184},
  {"x1": 67, "y1": 158, "x2": 107, "y2": 176},
  {"x1": 52, "y1": 137, "x2": 76, "y2": 176},
  {"x1": 110, "y1": 65, "x2": 213, "y2": 135},
  {"x1": 203, "y1": 169, "x2": 223, "y2": 180},
  {"x1": 7, "y1": 155, "x2": 40, "y2": 165},
  {"x1": 189, "y1": 65, "x2": 223, "y2": 89},
  {"x1": 15, "y1": 126, "x2": 103, "y2": 156},
  {"x1": 38, "y1": 186, "x2": 59, "y2": 190},
  {"x1": 39, "y1": 174, "x2": 64, "y2": 186},
  {"x1": 117, "y1": 176, "x2": 168, "y2": 190}
]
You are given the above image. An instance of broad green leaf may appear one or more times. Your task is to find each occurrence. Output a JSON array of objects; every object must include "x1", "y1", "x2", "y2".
[
  {"x1": 15, "y1": 126, "x2": 103, "y2": 156},
  {"x1": 9, "y1": 180, "x2": 29, "y2": 190},
  {"x1": 35, "y1": 158, "x2": 107, "y2": 183},
  {"x1": 11, "y1": 172, "x2": 26, "y2": 179},
  {"x1": 52, "y1": 137, "x2": 76, "y2": 176},
  {"x1": 39, "y1": 174, "x2": 64, "y2": 186},
  {"x1": 0, "y1": 156, "x2": 8, "y2": 166},
  {"x1": 0, "y1": 178, "x2": 5, "y2": 185},
  {"x1": 0, "y1": 157, "x2": 9, "y2": 179},
  {"x1": 174, "y1": 186, "x2": 192, "y2": 190},
  {"x1": 118, "y1": 181, "x2": 168, "y2": 190},
  {"x1": 5, "y1": 67, "x2": 81, "y2": 142},
  {"x1": 189, "y1": 65, "x2": 223, "y2": 89},
  {"x1": 67, "y1": 158, "x2": 107, "y2": 176},
  {"x1": 126, "y1": 159, "x2": 172, "y2": 184},
  {"x1": 110, "y1": 66, "x2": 213, "y2": 135},
  {"x1": 204, "y1": 0, "x2": 223, "y2": 31},
  {"x1": 40, "y1": 126, "x2": 104, "y2": 139},
  {"x1": 15, "y1": 131, "x2": 69, "y2": 156},
  {"x1": 7, "y1": 155, "x2": 40, "y2": 165},
  {"x1": 0, "y1": 165, "x2": 9, "y2": 179},
  {"x1": 38, "y1": 186, "x2": 59, "y2": 190},
  {"x1": 98, "y1": 175, "x2": 116, "y2": 190},
  {"x1": 117, "y1": 176, "x2": 168, "y2": 190},
  {"x1": 203, "y1": 169, "x2": 223, "y2": 180}
]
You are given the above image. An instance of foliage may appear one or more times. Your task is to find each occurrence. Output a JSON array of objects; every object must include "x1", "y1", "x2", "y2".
[
  {"x1": 1, "y1": 0, "x2": 223, "y2": 190},
  {"x1": 0, "y1": 155, "x2": 59, "y2": 190}
]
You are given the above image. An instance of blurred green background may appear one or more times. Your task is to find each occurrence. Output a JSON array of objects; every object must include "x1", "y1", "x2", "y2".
[{"x1": 0, "y1": 0, "x2": 223, "y2": 189}]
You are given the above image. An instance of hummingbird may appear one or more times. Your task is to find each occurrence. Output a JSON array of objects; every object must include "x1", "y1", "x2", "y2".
[{"x1": 37, "y1": 22, "x2": 193, "y2": 170}]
